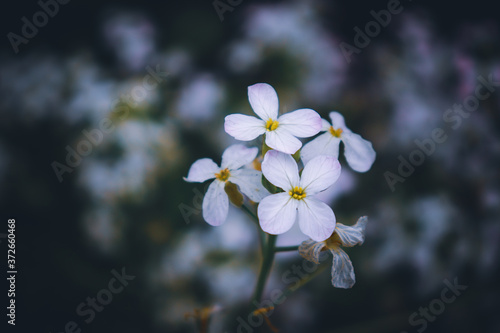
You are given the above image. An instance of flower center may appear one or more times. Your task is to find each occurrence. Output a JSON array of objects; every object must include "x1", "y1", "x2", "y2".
[
  {"x1": 289, "y1": 186, "x2": 306, "y2": 200},
  {"x1": 329, "y1": 126, "x2": 343, "y2": 138},
  {"x1": 265, "y1": 118, "x2": 279, "y2": 131},
  {"x1": 325, "y1": 232, "x2": 342, "y2": 250},
  {"x1": 215, "y1": 168, "x2": 231, "y2": 182}
]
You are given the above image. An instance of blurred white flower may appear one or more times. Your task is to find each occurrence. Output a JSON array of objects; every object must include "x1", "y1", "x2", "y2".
[
  {"x1": 299, "y1": 216, "x2": 367, "y2": 288},
  {"x1": 258, "y1": 151, "x2": 340, "y2": 241},
  {"x1": 301, "y1": 112, "x2": 376, "y2": 172},
  {"x1": 184, "y1": 144, "x2": 269, "y2": 226},
  {"x1": 176, "y1": 74, "x2": 224, "y2": 122},
  {"x1": 225, "y1": 83, "x2": 322, "y2": 154}
]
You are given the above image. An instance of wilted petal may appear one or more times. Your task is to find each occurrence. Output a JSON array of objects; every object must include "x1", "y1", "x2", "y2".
[
  {"x1": 342, "y1": 132, "x2": 376, "y2": 172},
  {"x1": 258, "y1": 192, "x2": 298, "y2": 235},
  {"x1": 202, "y1": 180, "x2": 229, "y2": 226},
  {"x1": 224, "y1": 114, "x2": 266, "y2": 141},
  {"x1": 278, "y1": 109, "x2": 322, "y2": 138},
  {"x1": 330, "y1": 247, "x2": 356, "y2": 288},
  {"x1": 221, "y1": 144, "x2": 259, "y2": 170},
  {"x1": 299, "y1": 239, "x2": 326, "y2": 264},
  {"x1": 300, "y1": 132, "x2": 341, "y2": 165},
  {"x1": 184, "y1": 158, "x2": 219, "y2": 183},
  {"x1": 230, "y1": 169, "x2": 270, "y2": 202},
  {"x1": 261, "y1": 150, "x2": 299, "y2": 190},
  {"x1": 329, "y1": 111, "x2": 348, "y2": 131},
  {"x1": 248, "y1": 83, "x2": 279, "y2": 120},
  {"x1": 297, "y1": 197, "x2": 336, "y2": 242},
  {"x1": 300, "y1": 155, "x2": 341, "y2": 195},
  {"x1": 335, "y1": 216, "x2": 368, "y2": 247},
  {"x1": 265, "y1": 128, "x2": 302, "y2": 154}
]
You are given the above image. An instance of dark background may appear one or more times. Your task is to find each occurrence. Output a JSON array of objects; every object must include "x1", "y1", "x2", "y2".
[{"x1": 1, "y1": 0, "x2": 499, "y2": 332}]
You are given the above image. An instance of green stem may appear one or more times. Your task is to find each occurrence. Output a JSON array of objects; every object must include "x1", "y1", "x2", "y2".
[
  {"x1": 251, "y1": 234, "x2": 277, "y2": 307},
  {"x1": 274, "y1": 245, "x2": 299, "y2": 253}
]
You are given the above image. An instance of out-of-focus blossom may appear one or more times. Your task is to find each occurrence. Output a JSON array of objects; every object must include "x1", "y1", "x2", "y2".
[
  {"x1": 301, "y1": 112, "x2": 376, "y2": 172},
  {"x1": 299, "y1": 216, "x2": 367, "y2": 288},
  {"x1": 176, "y1": 74, "x2": 224, "y2": 123},
  {"x1": 242, "y1": 3, "x2": 346, "y2": 104},
  {"x1": 103, "y1": 13, "x2": 155, "y2": 73},
  {"x1": 225, "y1": 83, "x2": 322, "y2": 154},
  {"x1": 184, "y1": 144, "x2": 269, "y2": 226},
  {"x1": 258, "y1": 151, "x2": 340, "y2": 241}
]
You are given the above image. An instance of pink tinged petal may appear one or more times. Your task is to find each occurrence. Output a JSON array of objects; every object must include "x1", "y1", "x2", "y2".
[
  {"x1": 334, "y1": 216, "x2": 368, "y2": 247},
  {"x1": 261, "y1": 150, "x2": 299, "y2": 190},
  {"x1": 248, "y1": 83, "x2": 279, "y2": 120},
  {"x1": 330, "y1": 247, "x2": 356, "y2": 288},
  {"x1": 221, "y1": 144, "x2": 259, "y2": 170},
  {"x1": 341, "y1": 132, "x2": 376, "y2": 172},
  {"x1": 278, "y1": 108, "x2": 322, "y2": 138},
  {"x1": 299, "y1": 239, "x2": 326, "y2": 264},
  {"x1": 329, "y1": 111, "x2": 348, "y2": 131},
  {"x1": 300, "y1": 155, "x2": 341, "y2": 195},
  {"x1": 229, "y1": 169, "x2": 270, "y2": 202},
  {"x1": 300, "y1": 132, "x2": 341, "y2": 165},
  {"x1": 202, "y1": 180, "x2": 229, "y2": 226},
  {"x1": 224, "y1": 114, "x2": 266, "y2": 141},
  {"x1": 297, "y1": 198, "x2": 336, "y2": 242},
  {"x1": 258, "y1": 192, "x2": 298, "y2": 235},
  {"x1": 184, "y1": 158, "x2": 219, "y2": 183},
  {"x1": 321, "y1": 118, "x2": 332, "y2": 131},
  {"x1": 265, "y1": 129, "x2": 302, "y2": 154}
]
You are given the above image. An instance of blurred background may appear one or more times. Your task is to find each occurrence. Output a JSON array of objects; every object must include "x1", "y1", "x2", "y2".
[{"x1": 1, "y1": 0, "x2": 499, "y2": 332}]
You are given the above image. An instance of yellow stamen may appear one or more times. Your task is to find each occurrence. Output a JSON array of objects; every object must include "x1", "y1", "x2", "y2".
[
  {"x1": 329, "y1": 126, "x2": 343, "y2": 138},
  {"x1": 215, "y1": 168, "x2": 230, "y2": 182},
  {"x1": 289, "y1": 186, "x2": 306, "y2": 200},
  {"x1": 265, "y1": 118, "x2": 279, "y2": 131}
]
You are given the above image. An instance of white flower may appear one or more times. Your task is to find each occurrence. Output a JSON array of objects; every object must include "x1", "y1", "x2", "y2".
[
  {"x1": 300, "y1": 112, "x2": 376, "y2": 172},
  {"x1": 299, "y1": 216, "x2": 367, "y2": 289},
  {"x1": 257, "y1": 150, "x2": 341, "y2": 241},
  {"x1": 224, "y1": 83, "x2": 322, "y2": 154},
  {"x1": 184, "y1": 144, "x2": 270, "y2": 226}
]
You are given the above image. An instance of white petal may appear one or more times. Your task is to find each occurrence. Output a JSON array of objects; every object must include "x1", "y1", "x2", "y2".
[
  {"x1": 184, "y1": 158, "x2": 218, "y2": 183},
  {"x1": 202, "y1": 180, "x2": 229, "y2": 226},
  {"x1": 297, "y1": 198, "x2": 336, "y2": 242},
  {"x1": 265, "y1": 128, "x2": 302, "y2": 154},
  {"x1": 258, "y1": 192, "x2": 298, "y2": 235},
  {"x1": 248, "y1": 83, "x2": 279, "y2": 120},
  {"x1": 229, "y1": 169, "x2": 270, "y2": 202},
  {"x1": 300, "y1": 155, "x2": 341, "y2": 195},
  {"x1": 300, "y1": 132, "x2": 341, "y2": 165},
  {"x1": 321, "y1": 118, "x2": 332, "y2": 131},
  {"x1": 329, "y1": 111, "x2": 348, "y2": 131},
  {"x1": 261, "y1": 150, "x2": 299, "y2": 190},
  {"x1": 330, "y1": 247, "x2": 356, "y2": 288},
  {"x1": 335, "y1": 216, "x2": 368, "y2": 247},
  {"x1": 278, "y1": 108, "x2": 322, "y2": 138},
  {"x1": 298, "y1": 239, "x2": 326, "y2": 264},
  {"x1": 224, "y1": 114, "x2": 266, "y2": 141},
  {"x1": 221, "y1": 144, "x2": 258, "y2": 170},
  {"x1": 342, "y1": 132, "x2": 376, "y2": 172}
]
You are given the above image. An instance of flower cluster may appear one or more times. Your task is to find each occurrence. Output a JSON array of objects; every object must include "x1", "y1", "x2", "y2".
[{"x1": 185, "y1": 83, "x2": 375, "y2": 288}]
